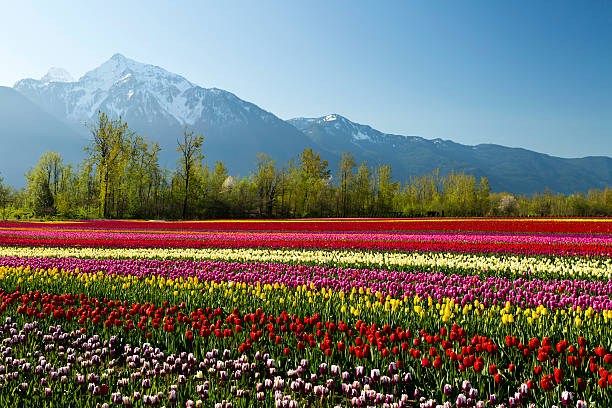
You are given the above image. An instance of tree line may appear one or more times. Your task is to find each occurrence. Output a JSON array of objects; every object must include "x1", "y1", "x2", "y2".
[{"x1": 1, "y1": 112, "x2": 611, "y2": 220}]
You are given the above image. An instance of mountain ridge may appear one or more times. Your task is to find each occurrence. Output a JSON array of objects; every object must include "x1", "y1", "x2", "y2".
[
  {"x1": 288, "y1": 114, "x2": 612, "y2": 194},
  {"x1": 0, "y1": 86, "x2": 86, "y2": 186},
  {"x1": 13, "y1": 53, "x2": 320, "y2": 174},
  {"x1": 4, "y1": 54, "x2": 611, "y2": 194}
]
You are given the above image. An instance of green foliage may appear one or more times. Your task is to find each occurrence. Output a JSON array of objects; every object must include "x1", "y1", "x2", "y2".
[
  {"x1": 32, "y1": 179, "x2": 54, "y2": 217},
  {"x1": 338, "y1": 152, "x2": 356, "y2": 217},
  {"x1": 354, "y1": 161, "x2": 372, "y2": 217},
  {"x1": 296, "y1": 148, "x2": 331, "y2": 217},
  {"x1": 87, "y1": 111, "x2": 135, "y2": 218},
  {"x1": 5, "y1": 112, "x2": 612, "y2": 219},
  {"x1": 0, "y1": 174, "x2": 11, "y2": 221},
  {"x1": 176, "y1": 126, "x2": 204, "y2": 219},
  {"x1": 251, "y1": 153, "x2": 278, "y2": 217}
]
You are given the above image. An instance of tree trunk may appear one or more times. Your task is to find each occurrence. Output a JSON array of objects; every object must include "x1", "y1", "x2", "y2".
[{"x1": 182, "y1": 174, "x2": 189, "y2": 220}]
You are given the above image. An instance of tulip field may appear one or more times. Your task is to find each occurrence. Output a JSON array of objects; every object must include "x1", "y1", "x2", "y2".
[{"x1": 0, "y1": 219, "x2": 611, "y2": 408}]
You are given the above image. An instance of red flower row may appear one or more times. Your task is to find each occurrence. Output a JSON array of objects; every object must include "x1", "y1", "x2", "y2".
[{"x1": 1, "y1": 218, "x2": 611, "y2": 234}]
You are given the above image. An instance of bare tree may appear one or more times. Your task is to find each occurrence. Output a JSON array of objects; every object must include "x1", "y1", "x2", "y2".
[{"x1": 176, "y1": 126, "x2": 204, "y2": 219}]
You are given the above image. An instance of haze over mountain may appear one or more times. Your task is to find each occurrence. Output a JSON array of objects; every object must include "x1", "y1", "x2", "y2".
[
  {"x1": 0, "y1": 86, "x2": 85, "y2": 186},
  {"x1": 13, "y1": 53, "x2": 320, "y2": 174},
  {"x1": 289, "y1": 114, "x2": 612, "y2": 195},
  {"x1": 3, "y1": 54, "x2": 611, "y2": 193}
]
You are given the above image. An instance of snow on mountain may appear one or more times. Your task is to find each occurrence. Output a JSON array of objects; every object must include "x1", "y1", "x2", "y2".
[
  {"x1": 289, "y1": 114, "x2": 447, "y2": 148},
  {"x1": 12, "y1": 54, "x2": 611, "y2": 194},
  {"x1": 289, "y1": 113, "x2": 416, "y2": 144},
  {"x1": 323, "y1": 114, "x2": 338, "y2": 122},
  {"x1": 13, "y1": 53, "x2": 280, "y2": 128},
  {"x1": 12, "y1": 54, "x2": 318, "y2": 176},
  {"x1": 41, "y1": 67, "x2": 74, "y2": 84},
  {"x1": 287, "y1": 114, "x2": 612, "y2": 194},
  {"x1": 79, "y1": 53, "x2": 192, "y2": 91}
]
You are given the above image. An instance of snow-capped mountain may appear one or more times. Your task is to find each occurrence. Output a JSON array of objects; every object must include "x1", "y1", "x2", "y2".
[
  {"x1": 15, "y1": 53, "x2": 273, "y2": 126},
  {"x1": 41, "y1": 68, "x2": 74, "y2": 84},
  {"x1": 290, "y1": 114, "x2": 376, "y2": 141},
  {"x1": 13, "y1": 53, "x2": 316, "y2": 171},
  {"x1": 289, "y1": 114, "x2": 612, "y2": 194},
  {"x1": 6, "y1": 54, "x2": 611, "y2": 193},
  {"x1": 289, "y1": 114, "x2": 425, "y2": 144}
]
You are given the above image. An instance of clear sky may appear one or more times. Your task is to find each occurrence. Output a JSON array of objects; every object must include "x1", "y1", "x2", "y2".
[{"x1": 1, "y1": 0, "x2": 611, "y2": 158}]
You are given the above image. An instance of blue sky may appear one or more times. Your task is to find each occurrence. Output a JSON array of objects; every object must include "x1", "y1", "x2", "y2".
[{"x1": 1, "y1": 0, "x2": 610, "y2": 158}]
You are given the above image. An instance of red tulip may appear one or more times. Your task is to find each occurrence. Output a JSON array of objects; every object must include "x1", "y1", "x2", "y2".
[
  {"x1": 554, "y1": 368, "x2": 563, "y2": 384},
  {"x1": 599, "y1": 378, "x2": 608, "y2": 388},
  {"x1": 540, "y1": 375, "x2": 554, "y2": 391},
  {"x1": 433, "y1": 356, "x2": 442, "y2": 369}
]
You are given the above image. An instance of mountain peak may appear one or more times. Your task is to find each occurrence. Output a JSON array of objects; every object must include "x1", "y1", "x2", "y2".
[
  {"x1": 13, "y1": 53, "x2": 274, "y2": 128},
  {"x1": 77, "y1": 53, "x2": 193, "y2": 93},
  {"x1": 41, "y1": 67, "x2": 74, "y2": 84},
  {"x1": 323, "y1": 114, "x2": 338, "y2": 122},
  {"x1": 322, "y1": 114, "x2": 351, "y2": 123},
  {"x1": 110, "y1": 52, "x2": 127, "y2": 61},
  {"x1": 288, "y1": 114, "x2": 349, "y2": 129},
  {"x1": 7, "y1": 55, "x2": 612, "y2": 194},
  {"x1": 288, "y1": 114, "x2": 378, "y2": 142}
]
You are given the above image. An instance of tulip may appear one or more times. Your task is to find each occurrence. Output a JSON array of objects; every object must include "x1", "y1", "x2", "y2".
[
  {"x1": 356, "y1": 366, "x2": 365, "y2": 378},
  {"x1": 561, "y1": 391, "x2": 573, "y2": 405}
]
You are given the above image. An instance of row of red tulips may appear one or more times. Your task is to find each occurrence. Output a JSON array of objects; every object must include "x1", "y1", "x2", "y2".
[{"x1": 2, "y1": 218, "x2": 612, "y2": 234}]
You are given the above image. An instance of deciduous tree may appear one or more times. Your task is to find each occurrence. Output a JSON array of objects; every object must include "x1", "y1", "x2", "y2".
[{"x1": 176, "y1": 126, "x2": 204, "y2": 219}]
